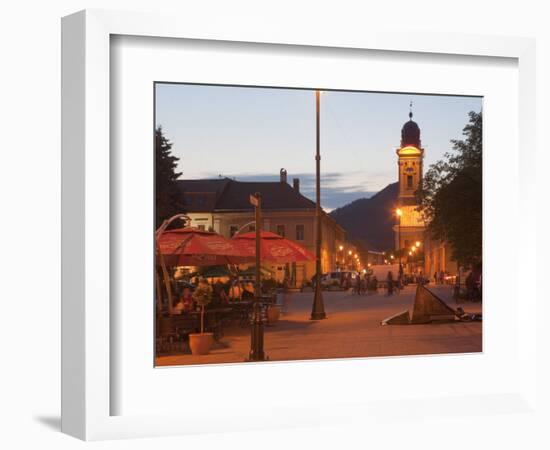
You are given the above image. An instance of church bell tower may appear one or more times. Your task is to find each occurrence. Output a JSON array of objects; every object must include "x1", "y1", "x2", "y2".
[
  {"x1": 396, "y1": 104, "x2": 424, "y2": 205},
  {"x1": 393, "y1": 103, "x2": 426, "y2": 252}
]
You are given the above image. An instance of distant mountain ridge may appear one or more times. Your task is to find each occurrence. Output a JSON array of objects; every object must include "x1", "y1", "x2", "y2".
[{"x1": 330, "y1": 182, "x2": 399, "y2": 251}]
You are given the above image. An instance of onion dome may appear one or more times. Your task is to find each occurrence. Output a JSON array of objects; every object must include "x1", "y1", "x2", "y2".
[{"x1": 401, "y1": 110, "x2": 421, "y2": 148}]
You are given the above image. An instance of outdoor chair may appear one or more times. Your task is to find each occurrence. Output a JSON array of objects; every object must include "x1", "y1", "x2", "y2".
[
  {"x1": 172, "y1": 314, "x2": 200, "y2": 339},
  {"x1": 156, "y1": 316, "x2": 179, "y2": 353}
]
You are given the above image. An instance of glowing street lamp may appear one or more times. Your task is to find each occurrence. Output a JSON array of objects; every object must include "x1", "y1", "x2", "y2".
[{"x1": 337, "y1": 245, "x2": 344, "y2": 269}]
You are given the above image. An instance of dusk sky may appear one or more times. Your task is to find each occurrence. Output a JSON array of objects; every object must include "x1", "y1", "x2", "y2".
[{"x1": 155, "y1": 84, "x2": 482, "y2": 211}]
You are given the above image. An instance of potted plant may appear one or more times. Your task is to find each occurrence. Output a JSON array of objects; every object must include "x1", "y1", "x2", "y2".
[
  {"x1": 266, "y1": 296, "x2": 281, "y2": 323},
  {"x1": 188, "y1": 279, "x2": 214, "y2": 355}
]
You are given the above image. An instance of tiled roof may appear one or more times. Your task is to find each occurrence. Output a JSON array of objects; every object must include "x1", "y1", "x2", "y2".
[
  {"x1": 178, "y1": 178, "x2": 230, "y2": 194},
  {"x1": 177, "y1": 178, "x2": 316, "y2": 212},
  {"x1": 177, "y1": 179, "x2": 230, "y2": 212}
]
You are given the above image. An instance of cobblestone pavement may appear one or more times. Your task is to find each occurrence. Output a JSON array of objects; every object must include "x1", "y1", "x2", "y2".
[{"x1": 156, "y1": 284, "x2": 482, "y2": 367}]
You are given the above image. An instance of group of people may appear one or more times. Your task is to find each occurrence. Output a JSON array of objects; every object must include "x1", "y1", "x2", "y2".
[
  {"x1": 350, "y1": 273, "x2": 379, "y2": 295},
  {"x1": 464, "y1": 263, "x2": 482, "y2": 302},
  {"x1": 433, "y1": 270, "x2": 448, "y2": 284},
  {"x1": 173, "y1": 286, "x2": 194, "y2": 313},
  {"x1": 172, "y1": 277, "x2": 259, "y2": 315}
]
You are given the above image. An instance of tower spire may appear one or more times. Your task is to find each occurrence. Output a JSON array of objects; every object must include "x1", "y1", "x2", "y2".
[{"x1": 409, "y1": 101, "x2": 413, "y2": 119}]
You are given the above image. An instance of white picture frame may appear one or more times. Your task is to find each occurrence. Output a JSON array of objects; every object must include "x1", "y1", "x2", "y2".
[{"x1": 61, "y1": 9, "x2": 538, "y2": 441}]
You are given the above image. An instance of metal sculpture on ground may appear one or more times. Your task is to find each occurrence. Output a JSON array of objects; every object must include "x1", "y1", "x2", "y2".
[
  {"x1": 410, "y1": 284, "x2": 457, "y2": 324},
  {"x1": 381, "y1": 285, "x2": 482, "y2": 325}
]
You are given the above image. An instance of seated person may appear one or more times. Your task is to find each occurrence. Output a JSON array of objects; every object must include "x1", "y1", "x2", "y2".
[
  {"x1": 212, "y1": 280, "x2": 230, "y2": 305},
  {"x1": 228, "y1": 282, "x2": 242, "y2": 301},
  {"x1": 174, "y1": 287, "x2": 194, "y2": 313},
  {"x1": 241, "y1": 282, "x2": 255, "y2": 300}
]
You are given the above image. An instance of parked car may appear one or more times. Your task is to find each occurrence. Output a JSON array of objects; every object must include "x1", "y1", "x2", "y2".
[{"x1": 320, "y1": 271, "x2": 357, "y2": 288}]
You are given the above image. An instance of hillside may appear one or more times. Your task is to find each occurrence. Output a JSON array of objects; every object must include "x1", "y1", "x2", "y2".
[{"x1": 330, "y1": 182, "x2": 399, "y2": 251}]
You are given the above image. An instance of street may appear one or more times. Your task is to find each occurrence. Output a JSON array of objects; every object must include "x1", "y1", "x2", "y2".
[{"x1": 156, "y1": 284, "x2": 482, "y2": 366}]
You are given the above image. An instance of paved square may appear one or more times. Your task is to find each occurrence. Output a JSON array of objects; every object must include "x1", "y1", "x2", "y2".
[{"x1": 156, "y1": 285, "x2": 482, "y2": 366}]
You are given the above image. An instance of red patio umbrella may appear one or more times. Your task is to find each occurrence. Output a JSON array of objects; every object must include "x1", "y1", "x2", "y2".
[
  {"x1": 157, "y1": 227, "x2": 254, "y2": 266},
  {"x1": 232, "y1": 231, "x2": 316, "y2": 263}
]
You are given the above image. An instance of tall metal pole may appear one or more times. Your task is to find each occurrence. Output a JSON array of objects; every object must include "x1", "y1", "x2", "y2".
[
  {"x1": 248, "y1": 192, "x2": 266, "y2": 361},
  {"x1": 311, "y1": 90, "x2": 327, "y2": 320},
  {"x1": 398, "y1": 216, "x2": 402, "y2": 266},
  {"x1": 398, "y1": 214, "x2": 403, "y2": 286}
]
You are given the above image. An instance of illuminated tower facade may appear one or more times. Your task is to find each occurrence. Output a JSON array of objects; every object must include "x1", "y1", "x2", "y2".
[
  {"x1": 397, "y1": 110, "x2": 424, "y2": 205},
  {"x1": 393, "y1": 106, "x2": 426, "y2": 252}
]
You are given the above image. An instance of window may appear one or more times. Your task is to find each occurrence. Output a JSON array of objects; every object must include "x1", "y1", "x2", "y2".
[
  {"x1": 407, "y1": 175, "x2": 413, "y2": 189},
  {"x1": 197, "y1": 224, "x2": 205, "y2": 231},
  {"x1": 296, "y1": 224, "x2": 304, "y2": 241},
  {"x1": 276, "y1": 224, "x2": 285, "y2": 237},
  {"x1": 404, "y1": 239, "x2": 410, "y2": 249},
  {"x1": 229, "y1": 225, "x2": 238, "y2": 237}
]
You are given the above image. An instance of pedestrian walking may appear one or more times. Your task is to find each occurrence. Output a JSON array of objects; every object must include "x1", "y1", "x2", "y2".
[
  {"x1": 352, "y1": 275, "x2": 360, "y2": 295},
  {"x1": 387, "y1": 271, "x2": 394, "y2": 296},
  {"x1": 371, "y1": 275, "x2": 378, "y2": 293},
  {"x1": 465, "y1": 270, "x2": 475, "y2": 301},
  {"x1": 365, "y1": 274, "x2": 372, "y2": 295}
]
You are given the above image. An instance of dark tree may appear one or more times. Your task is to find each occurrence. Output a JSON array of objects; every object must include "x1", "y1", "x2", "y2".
[
  {"x1": 155, "y1": 126, "x2": 184, "y2": 228},
  {"x1": 417, "y1": 111, "x2": 482, "y2": 265}
]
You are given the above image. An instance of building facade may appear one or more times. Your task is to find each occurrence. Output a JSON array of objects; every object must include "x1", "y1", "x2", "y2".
[
  {"x1": 178, "y1": 169, "x2": 349, "y2": 286},
  {"x1": 423, "y1": 238, "x2": 459, "y2": 280}
]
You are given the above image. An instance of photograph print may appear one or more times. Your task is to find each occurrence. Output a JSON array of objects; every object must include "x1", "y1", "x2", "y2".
[{"x1": 154, "y1": 83, "x2": 482, "y2": 366}]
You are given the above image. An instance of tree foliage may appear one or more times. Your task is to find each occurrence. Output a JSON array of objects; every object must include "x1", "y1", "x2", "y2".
[
  {"x1": 417, "y1": 111, "x2": 482, "y2": 265},
  {"x1": 155, "y1": 126, "x2": 185, "y2": 228}
]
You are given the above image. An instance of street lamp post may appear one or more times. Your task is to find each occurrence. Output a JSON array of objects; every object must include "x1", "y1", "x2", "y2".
[
  {"x1": 396, "y1": 208, "x2": 403, "y2": 284},
  {"x1": 396, "y1": 208, "x2": 402, "y2": 263},
  {"x1": 248, "y1": 192, "x2": 267, "y2": 361},
  {"x1": 311, "y1": 90, "x2": 327, "y2": 321}
]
